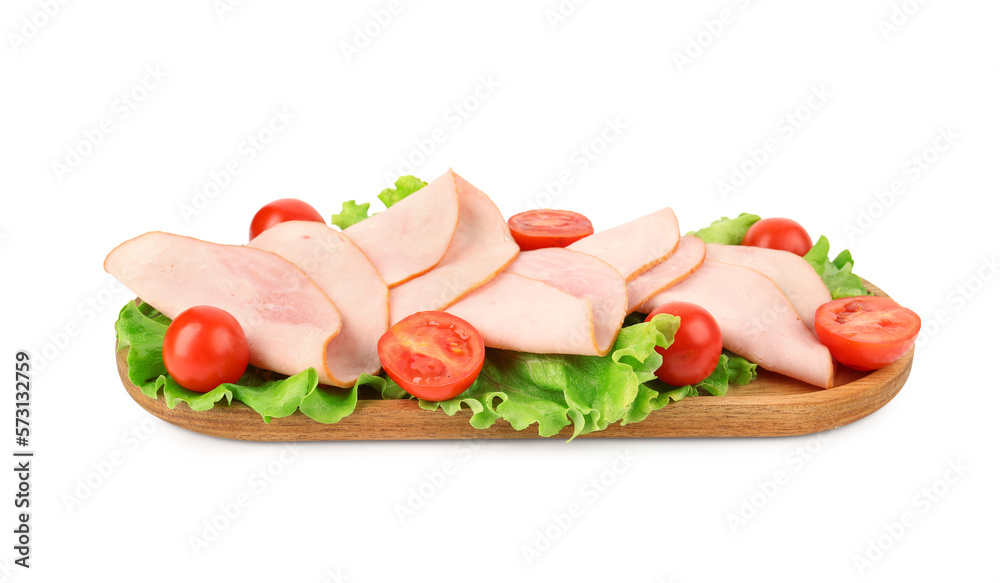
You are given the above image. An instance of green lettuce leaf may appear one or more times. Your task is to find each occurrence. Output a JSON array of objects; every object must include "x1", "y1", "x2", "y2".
[
  {"x1": 115, "y1": 300, "x2": 358, "y2": 423},
  {"x1": 416, "y1": 313, "x2": 680, "y2": 439},
  {"x1": 329, "y1": 175, "x2": 427, "y2": 230},
  {"x1": 412, "y1": 315, "x2": 756, "y2": 440},
  {"x1": 688, "y1": 213, "x2": 761, "y2": 244},
  {"x1": 377, "y1": 175, "x2": 427, "y2": 208},
  {"x1": 803, "y1": 235, "x2": 870, "y2": 299},
  {"x1": 330, "y1": 200, "x2": 373, "y2": 230},
  {"x1": 622, "y1": 351, "x2": 757, "y2": 425},
  {"x1": 115, "y1": 299, "x2": 756, "y2": 435}
]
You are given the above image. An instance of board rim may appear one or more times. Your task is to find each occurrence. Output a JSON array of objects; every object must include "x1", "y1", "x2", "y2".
[{"x1": 114, "y1": 280, "x2": 914, "y2": 441}]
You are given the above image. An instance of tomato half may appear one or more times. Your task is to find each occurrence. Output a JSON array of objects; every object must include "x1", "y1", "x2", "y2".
[
  {"x1": 645, "y1": 301, "x2": 723, "y2": 386},
  {"x1": 742, "y1": 217, "x2": 813, "y2": 257},
  {"x1": 249, "y1": 198, "x2": 325, "y2": 241},
  {"x1": 507, "y1": 209, "x2": 594, "y2": 251},
  {"x1": 162, "y1": 306, "x2": 250, "y2": 392},
  {"x1": 815, "y1": 296, "x2": 920, "y2": 370},
  {"x1": 377, "y1": 311, "x2": 485, "y2": 401}
]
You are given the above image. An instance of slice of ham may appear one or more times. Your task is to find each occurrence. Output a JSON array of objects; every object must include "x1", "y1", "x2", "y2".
[
  {"x1": 641, "y1": 260, "x2": 835, "y2": 388},
  {"x1": 249, "y1": 221, "x2": 388, "y2": 387},
  {"x1": 343, "y1": 171, "x2": 459, "y2": 287},
  {"x1": 567, "y1": 207, "x2": 680, "y2": 281},
  {"x1": 704, "y1": 244, "x2": 832, "y2": 331},
  {"x1": 446, "y1": 272, "x2": 602, "y2": 356},
  {"x1": 104, "y1": 232, "x2": 344, "y2": 386},
  {"x1": 504, "y1": 248, "x2": 627, "y2": 354},
  {"x1": 387, "y1": 171, "x2": 519, "y2": 324},
  {"x1": 626, "y1": 235, "x2": 706, "y2": 313}
]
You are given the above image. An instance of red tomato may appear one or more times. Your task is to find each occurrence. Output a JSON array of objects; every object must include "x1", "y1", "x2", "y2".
[
  {"x1": 815, "y1": 296, "x2": 920, "y2": 371},
  {"x1": 507, "y1": 209, "x2": 594, "y2": 251},
  {"x1": 645, "y1": 302, "x2": 723, "y2": 386},
  {"x1": 162, "y1": 306, "x2": 250, "y2": 392},
  {"x1": 742, "y1": 217, "x2": 813, "y2": 256},
  {"x1": 377, "y1": 311, "x2": 485, "y2": 401},
  {"x1": 249, "y1": 198, "x2": 325, "y2": 241}
]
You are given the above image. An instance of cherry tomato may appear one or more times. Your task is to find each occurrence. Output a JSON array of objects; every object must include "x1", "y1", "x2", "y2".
[
  {"x1": 162, "y1": 306, "x2": 250, "y2": 392},
  {"x1": 645, "y1": 302, "x2": 723, "y2": 386},
  {"x1": 742, "y1": 217, "x2": 813, "y2": 257},
  {"x1": 814, "y1": 296, "x2": 920, "y2": 371},
  {"x1": 507, "y1": 209, "x2": 594, "y2": 251},
  {"x1": 249, "y1": 198, "x2": 325, "y2": 241},
  {"x1": 377, "y1": 311, "x2": 485, "y2": 401}
]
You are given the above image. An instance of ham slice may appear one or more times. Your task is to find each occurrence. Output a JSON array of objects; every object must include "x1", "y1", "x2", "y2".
[
  {"x1": 446, "y1": 273, "x2": 602, "y2": 356},
  {"x1": 640, "y1": 260, "x2": 835, "y2": 388},
  {"x1": 626, "y1": 235, "x2": 706, "y2": 313},
  {"x1": 248, "y1": 221, "x2": 388, "y2": 387},
  {"x1": 504, "y1": 248, "x2": 627, "y2": 354},
  {"x1": 104, "y1": 232, "x2": 344, "y2": 386},
  {"x1": 704, "y1": 244, "x2": 832, "y2": 331},
  {"x1": 567, "y1": 207, "x2": 680, "y2": 281},
  {"x1": 343, "y1": 171, "x2": 460, "y2": 287},
  {"x1": 387, "y1": 171, "x2": 519, "y2": 324}
]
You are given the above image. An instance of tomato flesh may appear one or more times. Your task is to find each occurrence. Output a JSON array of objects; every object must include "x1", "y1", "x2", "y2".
[
  {"x1": 815, "y1": 296, "x2": 920, "y2": 370},
  {"x1": 507, "y1": 209, "x2": 594, "y2": 251},
  {"x1": 645, "y1": 301, "x2": 723, "y2": 386},
  {"x1": 249, "y1": 198, "x2": 325, "y2": 241},
  {"x1": 377, "y1": 311, "x2": 485, "y2": 401},
  {"x1": 742, "y1": 217, "x2": 813, "y2": 257},
  {"x1": 162, "y1": 305, "x2": 250, "y2": 392}
]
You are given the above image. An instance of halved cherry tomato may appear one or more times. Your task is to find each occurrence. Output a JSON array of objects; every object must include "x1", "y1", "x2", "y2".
[
  {"x1": 742, "y1": 217, "x2": 813, "y2": 257},
  {"x1": 815, "y1": 296, "x2": 920, "y2": 371},
  {"x1": 377, "y1": 311, "x2": 485, "y2": 401},
  {"x1": 645, "y1": 301, "x2": 723, "y2": 386},
  {"x1": 507, "y1": 209, "x2": 594, "y2": 251},
  {"x1": 249, "y1": 198, "x2": 325, "y2": 241},
  {"x1": 162, "y1": 306, "x2": 250, "y2": 392}
]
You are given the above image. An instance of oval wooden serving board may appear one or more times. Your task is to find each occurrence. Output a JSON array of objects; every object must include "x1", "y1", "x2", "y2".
[{"x1": 115, "y1": 281, "x2": 914, "y2": 441}]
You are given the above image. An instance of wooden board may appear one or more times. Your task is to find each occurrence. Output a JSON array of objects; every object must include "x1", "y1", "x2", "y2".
[{"x1": 115, "y1": 281, "x2": 914, "y2": 441}]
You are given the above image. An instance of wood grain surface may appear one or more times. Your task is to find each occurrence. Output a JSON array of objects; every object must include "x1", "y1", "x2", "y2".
[{"x1": 115, "y1": 281, "x2": 914, "y2": 441}]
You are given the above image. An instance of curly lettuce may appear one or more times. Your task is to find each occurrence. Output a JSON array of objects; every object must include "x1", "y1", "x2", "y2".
[
  {"x1": 115, "y1": 300, "x2": 360, "y2": 423},
  {"x1": 383, "y1": 315, "x2": 757, "y2": 439},
  {"x1": 329, "y1": 175, "x2": 427, "y2": 230},
  {"x1": 116, "y1": 302, "x2": 756, "y2": 437}
]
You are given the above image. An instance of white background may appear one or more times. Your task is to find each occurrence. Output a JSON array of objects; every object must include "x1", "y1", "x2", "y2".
[{"x1": 2, "y1": 0, "x2": 998, "y2": 581}]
